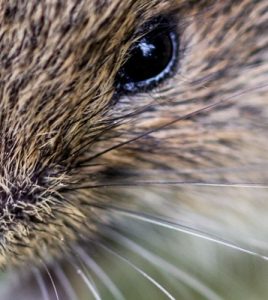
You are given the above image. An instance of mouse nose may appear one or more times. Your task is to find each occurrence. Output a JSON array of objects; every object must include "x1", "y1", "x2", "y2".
[{"x1": 0, "y1": 180, "x2": 39, "y2": 214}]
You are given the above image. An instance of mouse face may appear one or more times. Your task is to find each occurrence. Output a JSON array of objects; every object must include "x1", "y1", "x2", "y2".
[{"x1": 0, "y1": 1, "x2": 268, "y2": 298}]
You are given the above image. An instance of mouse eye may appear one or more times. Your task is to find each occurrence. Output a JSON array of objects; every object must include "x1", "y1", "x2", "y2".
[{"x1": 115, "y1": 17, "x2": 179, "y2": 94}]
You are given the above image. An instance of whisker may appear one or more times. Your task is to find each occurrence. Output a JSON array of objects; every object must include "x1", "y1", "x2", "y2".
[
  {"x1": 82, "y1": 82, "x2": 268, "y2": 163},
  {"x1": 82, "y1": 102, "x2": 224, "y2": 163},
  {"x1": 96, "y1": 242, "x2": 176, "y2": 300},
  {"x1": 68, "y1": 102, "x2": 157, "y2": 167},
  {"x1": 41, "y1": 261, "x2": 60, "y2": 300},
  {"x1": 74, "y1": 246, "x2": 125, "y2": 300},
  {"x1": 81, "y1": 163, "x2": 268, "y2": 175},
  {"x1": 89, "y1": 203, "x2": 268, "y2": 261},
  {"x1": 32, "y1": 267, "x2": 50, "y2": 300},
  {"x1": 69, "y1": 259, "x2": 102, "y2": 300},
  {"x1": 66, "y1": 181, "x2": 268, "y2": 191},
  {"x1": 103, "y1": 228, "x2": 223, "y2": 300},
  {"x1": 54, "y1": 262, "x2": 78, "y2": 300}
]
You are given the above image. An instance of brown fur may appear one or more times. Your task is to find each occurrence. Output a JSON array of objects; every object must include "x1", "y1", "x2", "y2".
[{"x1": 0, "y1": 0, "x2": 268, "y2": 298}]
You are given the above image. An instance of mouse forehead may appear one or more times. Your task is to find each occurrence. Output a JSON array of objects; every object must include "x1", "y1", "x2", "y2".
[
  {"x1": 0, "y1": 0, "x2": 174, "y2": 120},
  {"x1": 0, "y1": 0, "x2": 171, "y2": 66}
]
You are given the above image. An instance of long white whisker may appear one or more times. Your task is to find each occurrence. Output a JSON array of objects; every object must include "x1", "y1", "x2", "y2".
[
  {"x1": 32, "y1": 267, "x2": 50, "y2": 300},
  {"x1": 41, "y1": 261, "x2": 60, "y2": 300},
  {"x1": 70, "y1": 259, "x2": 102, "y2": 300},
  {"x1": 97, "y1": 242, "x2": 176, "y2": 300},
  {"x1": 75, "y1": 246, "x2": 125, "y2": 300},
  {"x1": 106, "y1": 228, "x2": 223, "y2": 300},
  {"x1": 72, "y1": 181, "x2": 268, "y2": 190},
  {"x1": 54, "y1": 262, "x2": 78, "y2": 300},
  {"x1": 90, "y1": 203, "x2": 268, "y2": 261}
]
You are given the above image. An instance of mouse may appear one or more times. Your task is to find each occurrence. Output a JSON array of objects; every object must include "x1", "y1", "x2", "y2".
[{"x1": 0, "y1": 1, "x2": 268, "y2": 299}]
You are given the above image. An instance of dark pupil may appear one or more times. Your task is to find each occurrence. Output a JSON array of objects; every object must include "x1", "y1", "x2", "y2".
[
  {"x1": 124, "y1": 32, "x2": 172, "y2": 82},
  {"x1": 116, "y1": 22, "x2": 177, "y2": 93}
]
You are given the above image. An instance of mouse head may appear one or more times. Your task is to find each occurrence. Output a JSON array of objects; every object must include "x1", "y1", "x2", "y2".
[{"x1": 0, "y1": 0, "x2": 267, "y2": 268}]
